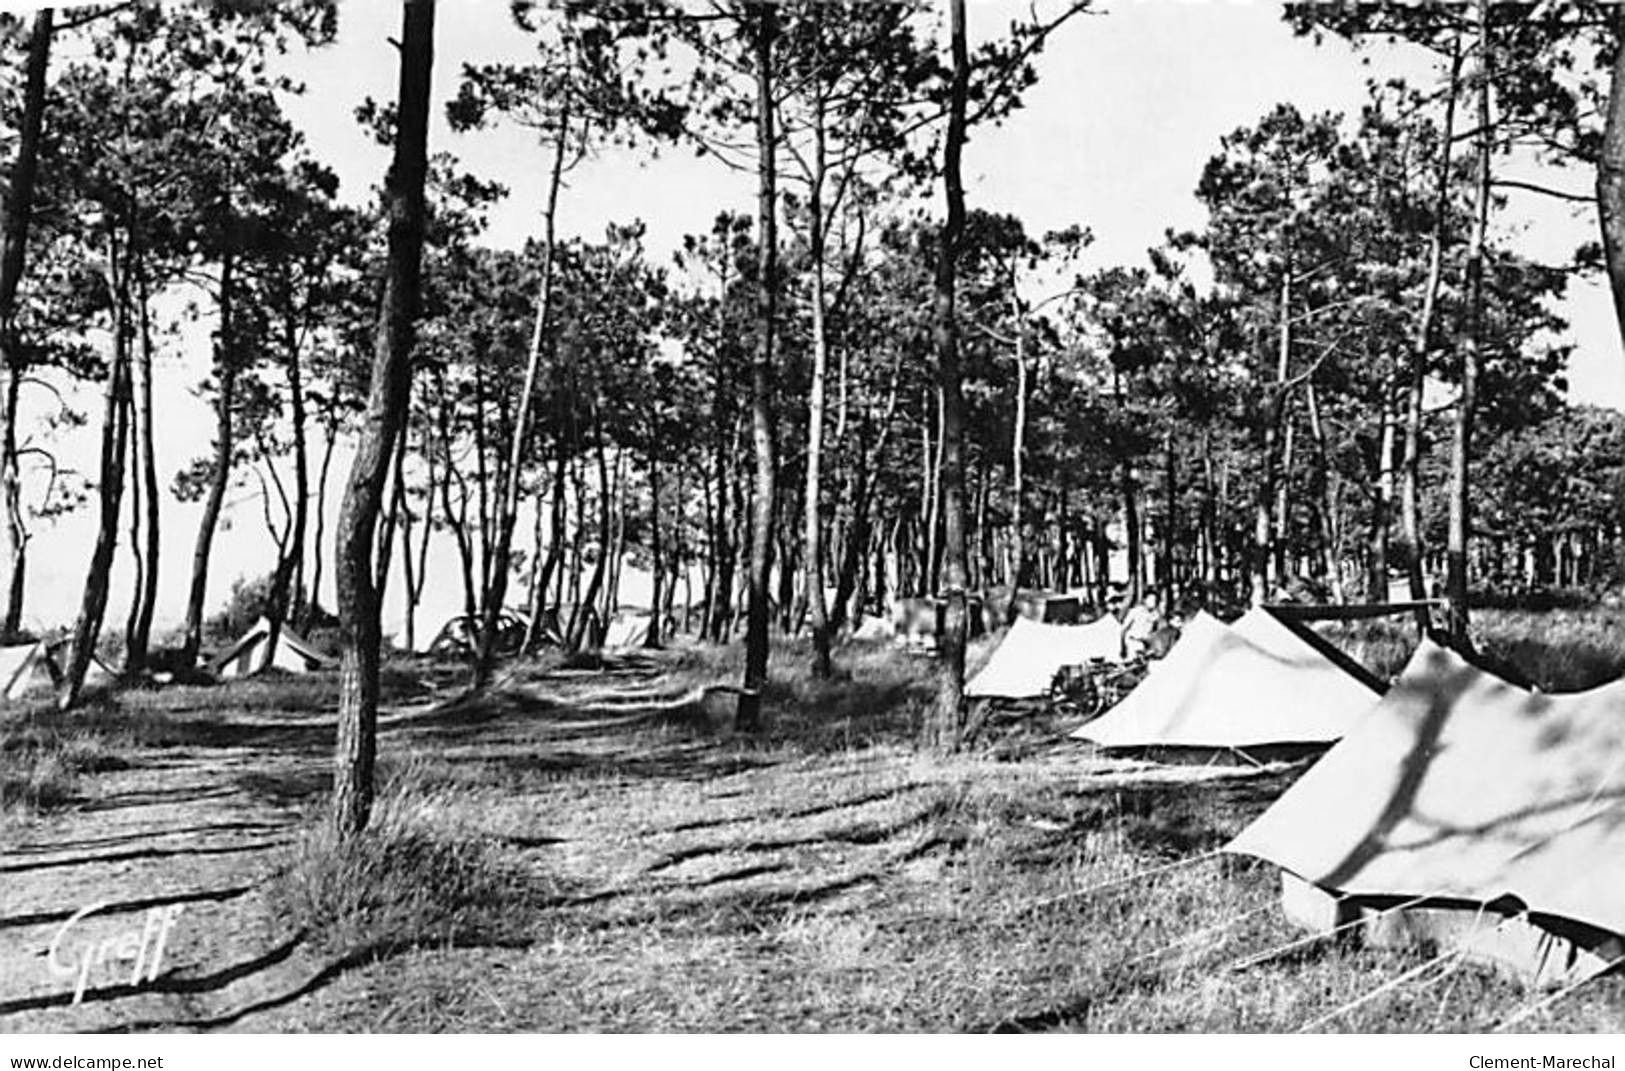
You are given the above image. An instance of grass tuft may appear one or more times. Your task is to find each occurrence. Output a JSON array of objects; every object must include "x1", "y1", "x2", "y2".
[
  {"x1": 0, "y1": 707, "x2": 132, "y2": 823},
  {"x1": 272, "y1": 758, "x2": 554, "y2": 960}
]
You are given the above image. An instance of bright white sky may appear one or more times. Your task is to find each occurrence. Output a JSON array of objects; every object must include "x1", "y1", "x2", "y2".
[{"x1": 15, "y1": 0, "x2": 1625, "y2": 642}]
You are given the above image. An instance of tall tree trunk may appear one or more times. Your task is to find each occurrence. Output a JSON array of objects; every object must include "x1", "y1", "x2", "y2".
[
  {"x1": 1161, "y1": 429, "x2": 1176, "y2": 604},
  {"x1": 1368, "y1": 376, "x2": 1396, "y2": 603},
  {"x1": 1253, "y1": 265, "x2": 1293, "y2": 606},
  {"x1": 737, "y1": 3, "x2": 778, "y2": 732},
  {"x1": 925, "y1": 0, "x2": 970, "y2": 753},
  {"x1": 1403, "y1": 34, "x2": 1463, "y2": 619},
  {"x1": 305, "y1": 413, "x2": 339, "y2": 626},
  {"x1": 0, "y1": 8, "x2": 51, "y2": 639},
  {"x1": 125, "y1": 263, "x2": 160, "y2": 670},
  {"x1": 332, "y1": 0, "x2": 434, "y2": 839},
  {"x1": 803, "y1": 55, "x2": 833, "y2": 678},
  {"x1": 60, "y1": 229, "x2": 130, "y2": 709},
  {"x1": 1597, "y1": 8, "x2": 1625, "y2": 348},
  {"x1": 1274, "y1": 413, "x2": 1295, "y2": 582},
  {"x1": 266, "y1": 314, "x2": 311, "y2": 655},
  {"x1": 567, "y1": 403, "x2": 613, "y2": 650},
  {"x1": 526, "y1": 437, "x2": 568, "y2": 649},
  {"x1": 1446, "y1": 0, "x2": 1490, "y2": 645},
  {"x1": 646, "y1": 448, "x2": 664, "y2": 648},
  {"x1": 181, "y1": 235, "x2": 237, "y2": 666},
  {"x1": 1305, "y1": 382, "x2": 1342, "y2": 601},
  {"x1": 375, "y1": 419, "x2": 407, "y2": 596},
  {"x1": 1008, "y1": 314, "x2": 1029, "y2": 614},
  {"x1": 477, "y1": 104, "x2": 568, "y2": 684}
]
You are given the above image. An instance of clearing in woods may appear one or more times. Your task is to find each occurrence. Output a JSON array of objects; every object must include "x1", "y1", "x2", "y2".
[{"x1": 3, "y1": 624, "x2": 1625, "y2": 1032}]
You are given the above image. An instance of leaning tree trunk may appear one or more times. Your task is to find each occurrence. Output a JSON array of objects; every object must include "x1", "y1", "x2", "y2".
[
  {"x1": 181, "y1": 238, "x2": 237, "y2": 666},
  {"x1": 925, "y1": 0, "x2": 970, "y2": 754},
  {"x1": 476, "y1": 104, "x2": 568, "y2": 684},
  {"x1": 1446, "y1": 0, "x2": 1491, "y2": 646},
  {"x1": 60, "y1": 230, "x2": 131, "y2": 710},
  {"x1": 737, "y1": 2, "x2": 779, "y2": 732},
  {"x1": 0, "y1": 7, "x2": 51, "y2": 639},
  {"x1": 332, "y1": 0, "x2": 434, "y2": 839},
  {"x1": 266, "y1": 313, "x2": 311, "y2": 656}
]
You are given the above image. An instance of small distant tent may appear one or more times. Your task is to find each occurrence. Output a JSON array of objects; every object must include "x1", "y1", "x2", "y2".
[
  {"x1": 1227, "y1": 638, "x2": 1625, "y2": 988},
  {"x1": 1071, "y1": 608, "x2": 1383, "y2": 751},
  {"x1": 210, "y1": 617, "x2": 332, "y2": 679},
  {"x1": 966, "y1": 615, "x2": 1123, "y2": 700},
  {"x1": 601, "y1": 611, "x2": 651, "y2": 650},
  {"x1": 0, "y1": 641, "x2": 54, "y2": 700},
  {"x1": 0, "y1": 639, "x2": 118, "y2": 700},
  {"x1": 851, "y1": 615, "x2": 896, "y2": 642}
]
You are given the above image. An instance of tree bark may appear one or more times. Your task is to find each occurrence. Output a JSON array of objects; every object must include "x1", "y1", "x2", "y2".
[
  {"x1": 181, "y1": 238, "x2": 237, "y2": 666},
  {"x1": 646, "y1": 447, "x2": 664, "y2": 648},
  {"x1": 1253, "y1": 265, "x2": 1292, "y2": 606},
  {"x1": 305, "y1": 412, "x2": 339, "y2": 626},
  {"x1": 1403, "y1": 33, "x2": 1463, "y2": 620},
  {"x1": 1446, "y1": 0, "x2": 1490, "y2": 645},
  {"x1": 0, "y1": 8, "x2": 51, "y2": 639},
  {"x1": 803, "y1": 49, "x2": 833, "y2": 679},
  {"x1": 1597, "y1": 7, "x2": 1625, "y2": 349},
  {"x1": 125, "y1": 264, "x2": 160, "y2": 671},
  {"x1": 737, "y1": 3, "x2": 778, "y2": 733},
  {"x1": 1368, "y1": 375, "x2": 1396, "y2": 603},
  {"x1": 1008, "y1": 311, "x2": 1029, "y2": 615},
  {"x1": 331, "y1": 0, "x2": 434, "y2": 839},
  {"x1": 60, "y1": 229, "x2": 131, "y2": 710},
  {"x1": 477, "y1": 104, "x2": 568, "y2": 684},
  {"x1": 925, "y1": 0, "x2": 970, "y2": 754}
]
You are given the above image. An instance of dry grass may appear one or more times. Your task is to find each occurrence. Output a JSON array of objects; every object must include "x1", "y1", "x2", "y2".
[
  {"x1": 247, "y1": 616, "x2": 1625, "y2": 1033},
  {"x1": 270, "y1": 757, "x2": 560, "y2": 960},
  {"x1": 19, "y1": 610, "x2": 1625, "y2": 1032},
  {"x1": 0, "y1": 701, "x2": 132, "y2": 826}
]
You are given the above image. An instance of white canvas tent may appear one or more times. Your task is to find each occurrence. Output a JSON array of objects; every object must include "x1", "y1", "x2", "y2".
[
  {"x1": 601, "y1": 611, "x2": 651, "y2": 650},
  {"x1": 210, "y1": 617, "x2": 332, "y2": 679},
  {"x1": 0, "y1": 641, "x2": 54, "y2": 700},
  {"x1": 966, "y1": 615, "x2": 1124, "y2": 700},
  {"x1": 1227, "y1": 638, "x2": 1625, "y2": 988},
  {"x1": 0, "y1": 640, "x2": 118, "y2": 700},
  {"x1": 1071, "y1": 608, "x2": 1383, "y2": 750},
  {"x1": 851, "y1": 614, "x2": 896, "y2": 642}
]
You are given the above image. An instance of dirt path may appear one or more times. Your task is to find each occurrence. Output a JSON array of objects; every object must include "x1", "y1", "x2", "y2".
[{"x1": 0, "y1": 654, "x2": 1285, "y2": 1033}]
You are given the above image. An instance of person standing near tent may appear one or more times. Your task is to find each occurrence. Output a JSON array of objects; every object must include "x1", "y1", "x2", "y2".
[{"x1": 1121, "y1": 591, "x2": 1165, "y2": 660}]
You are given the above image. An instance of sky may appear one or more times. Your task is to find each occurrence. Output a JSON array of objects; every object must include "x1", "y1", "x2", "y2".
[{"x1": 15, "y1": 0, "x2": 1625, "y2": 645}]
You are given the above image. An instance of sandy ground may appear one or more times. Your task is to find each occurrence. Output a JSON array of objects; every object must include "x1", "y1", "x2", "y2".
[{"x1": 0, "y1": 654, "x2": 1284, "y2": 1033}]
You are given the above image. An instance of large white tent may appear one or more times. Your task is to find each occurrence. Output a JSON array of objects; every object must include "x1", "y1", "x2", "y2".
[
  {"x1": 210, "y1": 617, "x2": 333, "y2": 679},
  {"x1": 1227, "y1": 637, "x2": 1625, "y2": 987},
  {"x1": 965, "y1": 615, "x2": 1123, "y2": 700},
  {"x1": 1071, "y1": 608, "x2": 1383, "y2": 750},
  {"x1": 601, "y1": 611, "x2": 651, "y2": 650},
  {"x1": 0, "y1": 641, "x2": 53, "y2": 701}
]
